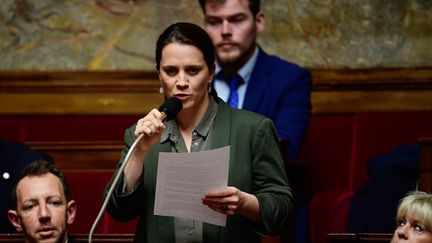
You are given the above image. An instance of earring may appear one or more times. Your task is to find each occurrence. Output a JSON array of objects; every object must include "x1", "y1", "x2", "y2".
[
  {"x1": 208, "y1": 83, "x2": 212, "y2": 93},
  {"x1": 159, "y1": 86, "x2": 164, "y2": 94}
]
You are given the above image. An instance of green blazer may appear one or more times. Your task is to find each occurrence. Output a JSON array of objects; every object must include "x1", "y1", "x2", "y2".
[{"x1": 106, "y1": 99, "x2": 293, "y2": 243}]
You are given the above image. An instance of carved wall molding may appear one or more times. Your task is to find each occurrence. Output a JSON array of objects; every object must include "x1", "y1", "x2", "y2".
[
  {"x1": 27, "y1": 141, "x2": 123, "y2": 171},
  {"x1": 1, "y1": 68, "x2": 431, "y2": 114}
]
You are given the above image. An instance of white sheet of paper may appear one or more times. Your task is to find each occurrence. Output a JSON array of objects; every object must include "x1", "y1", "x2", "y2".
[{"x1": 153, "y1": 146, "x2": 230, "y2": 226}]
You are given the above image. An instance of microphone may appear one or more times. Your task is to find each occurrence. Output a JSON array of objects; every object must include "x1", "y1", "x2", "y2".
[
  {"x1": 159, "y1": 97, "x2": 183, "y2": 122},
  {"x1": 88, "y1": 97, "x2": 182, "y2": 243}
]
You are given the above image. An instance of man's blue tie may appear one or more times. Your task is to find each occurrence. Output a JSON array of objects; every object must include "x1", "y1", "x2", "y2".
[{"x1": 225, "y1": 74, "x2": 243, "y2": 108}]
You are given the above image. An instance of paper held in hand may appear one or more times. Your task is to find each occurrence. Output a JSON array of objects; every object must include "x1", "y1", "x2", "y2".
[{"x1": 154, "y1": 146, "x2": 230, "y2": 226}]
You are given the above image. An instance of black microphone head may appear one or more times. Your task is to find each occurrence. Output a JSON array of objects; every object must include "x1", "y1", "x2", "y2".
[{"x1": 158, "y1": 97, "x2": 183, "y2": 121}]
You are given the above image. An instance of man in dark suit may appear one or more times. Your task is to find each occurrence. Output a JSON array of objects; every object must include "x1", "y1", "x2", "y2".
[
  {"x1": 198, "y1": 0, "x2": 312, "y2": 161},
  {"x1": 8, "y1": 160, "x2": 76, "y2": 243},
  {"x1": 0, "y1": 141, "x2": 53, "y2": 233}
]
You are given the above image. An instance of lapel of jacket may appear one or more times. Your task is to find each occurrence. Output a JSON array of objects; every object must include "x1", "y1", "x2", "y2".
[
  {"x1": 209, "y1": 98, "x2": 232, "y2": 149},
  {"x1": 242, "y1": 48, "x2": 272, "y2": 111},
  {"x1": 203, "y1": 98, "x2": 231, "y2": 242}
]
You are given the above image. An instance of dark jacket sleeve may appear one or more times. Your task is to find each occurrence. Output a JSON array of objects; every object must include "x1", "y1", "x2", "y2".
[
  {"x1": 251, "y1": 118, "x2": 294, "y2": 234},
  {"x1": 274, "y1": 66, "x2": 312, "y2": 160}
]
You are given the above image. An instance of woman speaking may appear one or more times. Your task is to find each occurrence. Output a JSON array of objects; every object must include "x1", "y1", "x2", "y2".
[{"x1": 105, "y1": 22, "x2": 293, "y2": 243}]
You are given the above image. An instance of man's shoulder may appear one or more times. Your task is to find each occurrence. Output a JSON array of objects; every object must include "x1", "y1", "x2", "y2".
[{"x1": 257, "y1": 49, "x2": 309, "y2": 73}]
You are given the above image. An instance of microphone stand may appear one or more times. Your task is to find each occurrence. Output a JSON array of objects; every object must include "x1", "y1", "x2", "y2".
[{"x1": 88, "y1": 133, "x2": 144, "y2": 243}]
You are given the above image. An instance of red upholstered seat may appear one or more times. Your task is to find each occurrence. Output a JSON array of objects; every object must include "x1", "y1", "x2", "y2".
[
  {"x1": 65, "y1": 172, "x2": 137, "y2": 234},
  {"x1": 305, "y1": 112, "x2": 432, "y2": 243},
  {"x1": 309, "y1": 187, "x2": 352, "y2": 243},
  {"x1": 65, "y1": 172, "x2": 112, "y2": 234}
]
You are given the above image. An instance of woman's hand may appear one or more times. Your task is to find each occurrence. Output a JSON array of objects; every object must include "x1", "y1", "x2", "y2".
[
  {"x1": 134, "y1": 108, "x2": 166, "y2": 152},
  {"x1": 202, "y1": 187, "x2": 241, "y2": 215},
  {"x1": 202, "y1": 186, "x2": 261, "y2": 222},
  {"x1": 123, "y1": 108, "x2": 165, "y2": 192}
]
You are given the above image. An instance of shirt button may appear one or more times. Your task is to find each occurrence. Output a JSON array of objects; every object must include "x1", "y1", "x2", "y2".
[
  {"x1": 3, "y1": 172, "x2": 10, "y2": 180},
  {"x1": 193, "y1": 142, "x2": 199, "y2": 146},
  {"x1": 193, "y1": 132, "x2": 197, "y2": 136}
]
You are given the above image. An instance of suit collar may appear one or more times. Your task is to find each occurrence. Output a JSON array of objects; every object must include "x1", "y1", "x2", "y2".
[{"x1": 215, "y1": 46, "x2": 259, "y2": 85}]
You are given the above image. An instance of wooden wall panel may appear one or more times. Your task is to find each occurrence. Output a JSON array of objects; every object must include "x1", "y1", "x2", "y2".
[
  {"x1": 312, "y1": 90, "x2": 432, "y2": 113},
  {"x1": 1, "y1": 68, "x2": 432, "y2": 114},
  {"x1": 27, "y1": 141, "x2": 123, "y2": 172},
  {"x1": 327, "y1": 233, "x2": 393, "y2": 243},
  {"x1": 0, "y1": 93, "x2": 163, "y2": 115}
]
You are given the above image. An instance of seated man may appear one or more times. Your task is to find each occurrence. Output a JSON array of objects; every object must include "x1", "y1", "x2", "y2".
[
  {"x1": 8, "y1": 160, "x2": 76, "y2": 243},
  {"x1": 0, "y1": 140, "x2": 53, "y2": 233},
  {"x1": 198, "y1": 0, "x2": 312, "y2": 161}
]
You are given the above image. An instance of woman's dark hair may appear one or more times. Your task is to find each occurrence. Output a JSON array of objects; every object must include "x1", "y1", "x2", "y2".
[
  {"x1": 10, "y1": 160, "x2": 71, "y2": 210},
  {"x1": 156, "y1": 22, "x2": 215, "y2": 71},
  {"x1": 155, "y1": 22, "x2": 217, "y2": 98}
]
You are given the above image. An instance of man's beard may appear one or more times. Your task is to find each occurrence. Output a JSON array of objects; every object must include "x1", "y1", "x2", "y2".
[
  {"x1": 216, "y1": 47, "x2": 251, "y2": 70},
  {"x1": 216, "y1": 47, "x2": 241, "y2": 65}
]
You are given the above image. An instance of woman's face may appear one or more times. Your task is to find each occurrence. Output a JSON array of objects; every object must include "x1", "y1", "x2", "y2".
[
  {"x1": 158, "y1": 43, "x2": 213, "y2": 112},
  {"x1": 391, "y1": 214, "x2": 432, "y2": 243}
]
